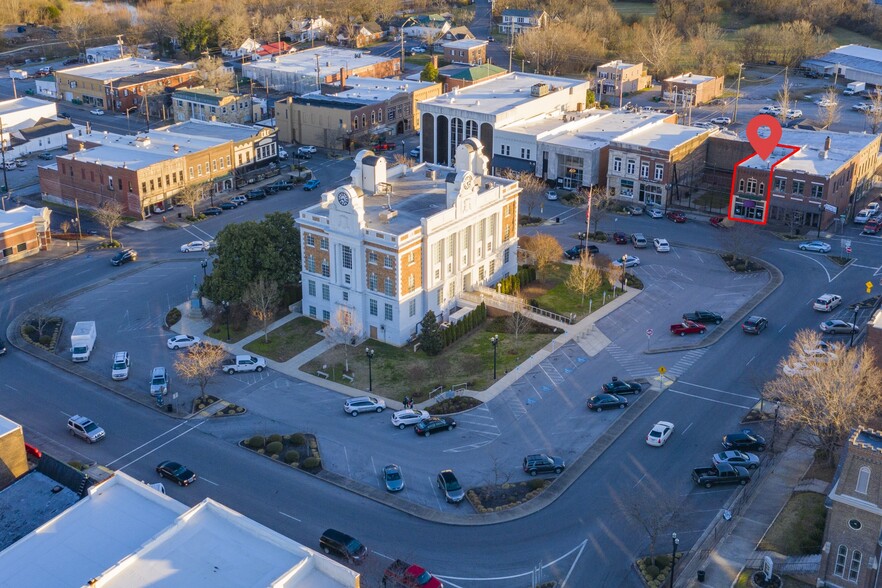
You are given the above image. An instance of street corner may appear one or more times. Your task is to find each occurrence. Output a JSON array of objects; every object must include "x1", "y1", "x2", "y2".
[{"x1": 651, "y1": 374, "x2": 677, "y2": 392}]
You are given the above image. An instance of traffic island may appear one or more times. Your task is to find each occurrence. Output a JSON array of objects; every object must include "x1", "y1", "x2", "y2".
[
  {"x1": 466, "y1": 478, "x2": 552, "y2": 513},
  {"x1": 240, "y1": 433, "x2": 322, "y2": 472},
  {"x1": 634, "y1": 554, "x2": 682, "y2": 588},
  {"x1": 20, "y1": 316, "x2": 63, "y2": 351},
  {"x1": 191, "y1": 395, "x2": 246, "y2": 417},
  {"x1": 720, "y1": 253, "x2": 763, "y2": 272}
]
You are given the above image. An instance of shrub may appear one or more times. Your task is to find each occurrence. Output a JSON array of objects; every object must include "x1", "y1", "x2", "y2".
[
  {"x1": 527, "y1": 478, "x2": 545, "y2": 490},
  {"x1": 284, "y1": 450, "x2": 299, "y2": 464},
  {"x1": 654, "y1": 555, "x2": 670, "y2": 568},
  {"x1": 645, "y1": 565, "x2": 660, "y2": 578},
  {"x1": 248, "y1": 435, "x2": 265, "y2": 448},
  {"x1": 265, "y1": 441, "x2": 283, "y2": 454},
  {"x1": 23, "y1": 324, "x2": 36, "y2": 337},
  {"x1": 165, "y1": 308, "x2": 181, "y2": 327},
  {"x1": 39, "y1": 335, "x2": 51, "y2": 345},
  {"x1": 302, "y1": 456, "x2": 321, "y2": 469},
  {"x1": 267, "y1": 434, "x2": 283, "y2": 443},
  {"x1": 290, "y1": 433, "x2": 306, "y2": 446}
]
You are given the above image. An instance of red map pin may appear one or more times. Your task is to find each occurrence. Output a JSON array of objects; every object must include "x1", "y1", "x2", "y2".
[{"x1": 746, "y1": 114, "x2": 782, "y2": 160}]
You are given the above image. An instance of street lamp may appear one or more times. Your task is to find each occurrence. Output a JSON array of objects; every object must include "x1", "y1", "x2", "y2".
[
  {"x1": 222, "y1": 300, "x2": 231, "y2": 341},
  {"x1": 772, "y1": 399, "x2": 781, "y2": 450},
  {"x1": 817, "y1": 202, "x2": 824, "y2": 238},
  {"x1": 578, "y1": 232, "x2": 587, "y2": 249},
  {"x1": 365, "y1": 348, "x2": 375, "y2": 391},
  {"x1": 0, "y1": 129, "x2": 10, "y2": 212},
  {"x1": 201, "y1": 258, "x2": 208, "y2": 277},
  {"x1": 490, "y1": 335, "x2": 499, "y2": 380},
  {"x1": 620, "y1": 254, "x2": 628, "y2": 291},
  {"x1": 850, "y1": 305, "x2": 859, "y2": 347},
  {"x1": 669, "y1": 532, "x2": 680, "y2": 588}
]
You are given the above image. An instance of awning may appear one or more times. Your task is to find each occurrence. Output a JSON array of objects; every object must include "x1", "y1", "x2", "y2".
[{"x1": 492, "y1": 155, "x2": 535, "y2": 174}]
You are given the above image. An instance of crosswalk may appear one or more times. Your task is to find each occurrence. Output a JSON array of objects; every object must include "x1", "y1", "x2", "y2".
[
  {"x1": 665, "y1": 348, "x2": 708, "y2": 377},
  {"x1": 605, "y1": 343, "x2": 657, "y2": 378}
]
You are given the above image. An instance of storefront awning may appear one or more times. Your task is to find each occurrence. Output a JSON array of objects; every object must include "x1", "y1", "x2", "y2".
[{"x1": 491, "y1": 155, "x2": 535, "y2": 174}]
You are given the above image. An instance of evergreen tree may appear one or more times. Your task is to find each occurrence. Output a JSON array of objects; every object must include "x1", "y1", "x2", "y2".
[{"x1": 419, "y1": 311, "x2": 443, "y2": 356}]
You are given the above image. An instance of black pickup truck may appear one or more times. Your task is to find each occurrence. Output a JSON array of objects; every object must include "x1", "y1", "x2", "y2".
[
  {"x1": 682, "y1": 310, "x2": 723, "y2": 324},
  {"x1": 692, "y1": 462, "x2": 751, "y2": 488}
]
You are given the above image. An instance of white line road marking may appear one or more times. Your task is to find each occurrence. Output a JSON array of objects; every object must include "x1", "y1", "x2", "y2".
[
  {"x1": 116, "y1": 422, "x2": 206, "y2": 471},
  {"x1": 5, "y1": 384, "x2": 19, "y2": 392},
  {"x1": 677, "y1": 381, "x2": 759, "y2": 400},
  {"x1": 781, "y1": 249, "x2": 832, "y2": 282},
  {"x1": 681, "y1": 422, "x2": 693, "y2": 436},
  {"x1": 373, "y1": 551, "x2": 394, "y2": 561},
  {"x1": 746, "y1": 355, "x2": 756, "y2": 366},
  {"x1": 668, "y1": 388, "x2": 753, "y2": 409},
  {"x1": 437, "y1": 540, "x2": 589, "y2": 586},
  {"x1": 777, "y1": 323, "x2": 788, "y2": 333},
  {"x1": 107, "y1": 421, "x2": 198, "y2": 467},
  {"x1": 633, "y1": 473, "x2": 647, "y2": 487},
  {"x1": 199, "y1": 477, "x2": 219, "y2": 486},
  {"x1": 279, "y1": 511, "x2": 301, "y2": 522}
]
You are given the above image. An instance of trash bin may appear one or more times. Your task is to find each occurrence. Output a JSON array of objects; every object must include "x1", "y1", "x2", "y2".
[
  {"x1": 555, "y1": 216, "x2": 560, "y2": 223},
  {"x1": 178, "y1": 212, "x2": 182, "y2": 219},
  {"x1": 697, "y1": 570, "x2": 705, "y2": 582},
  {"x1": 166, "y1": 404, "x2": 173, "y2": 413}
]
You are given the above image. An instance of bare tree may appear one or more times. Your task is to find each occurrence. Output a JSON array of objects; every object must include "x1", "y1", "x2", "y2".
[
  {"x1": 503, "y1": 170, "x2": 545, "y2": 217},
  {"x1": 195, "y1": 56, "x2": 235, "y2": 91},
  {"x1": 765, "y1": 330, "x2": 882, "y2": 464},
  {"x1": 589, "y1": 187, "x2": 615, "y2": 235},
  {"x1": 58, "y1": 4, "x2": 93, "y2": 58},
  {"x1": 174, "y1": 342, "x2": 227, "y2": 402},
  {"x1": 634, "y1": 18, "x2": 681, "y2": 79},
  {"x1": 92, "y1": 200, "x2": 125, "y2": 243},
  {"x1": 323, "y1": 306, "x2": 362, "y2": 372},
  {"x1": 566, "y1": 253, "x2": 603, "y2": 306},
  {"x1": 817, "y1": 87, "x2": 840, "y2": 130},
  {"x1": 776, "y1": 69, "x2": 792, "y2": 125},
  {"x1": 28, "y1": 298, "x2": 61, "y2": 340},
  {"x1": 242, "y1": 275, "x2": 281, "y2": 342},
  {"x1": 59, "y1": 220, "x2": 71, "y2": 235},
  {"x1": 866, "y1": 89, "x2": 882, "y2": 134},
  {"x1": 521, "y1": 233, "x2": 562, "y2": 279},
  {"x1": 391, "y1": 154, "x2": 416, "y2": 167},
  {"x1": 506, "y1": 293, "x2": 531, "y2": 341},
  {"x1": 487, "y1": 452, "x2": 513, "y2": 487},
  {"x1": 217, "y1": 7, "x2": 251, "y2": 52},
  {"x1": 717, "y1": 223, "x2": 763, "y2": 263},
  {"x1": 618, "y1": 483, "x2": 679, "y2": 564},
  {"x1": 174, "y1": 182, "x2": 206, "y2": 217}
]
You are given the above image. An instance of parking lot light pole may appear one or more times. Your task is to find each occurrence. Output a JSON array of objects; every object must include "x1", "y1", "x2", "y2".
[
  {"x1": 850, "y1": 305, "x2": 859, "y2": 347},
  {"x1": 621, "y1": 255, "x2": 628, "y2": 291},
  {"x1": 490, "y1": 335, "x2": 499, "y2": 380},
  {"x1": 669, "y1": 533, "x2": 680, "y2": 588},
  {"x1": 365, "y1": 348, "x2": 375, "y2": 391},
  {"x1": 578, "y1": 232, "x2": 586, "y2": 249},
  {"x1": 222, "y1": 300, "x2": 231, "y2": 341},
  {"x1": 201, "y1": 258, "x2": 208, "y2": 277}
]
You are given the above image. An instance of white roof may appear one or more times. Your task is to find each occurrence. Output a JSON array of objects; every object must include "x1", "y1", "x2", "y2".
[
  {"x1": 664, "y1": 73, "x2": 718, "y2": 85},
  {"x1": 0, "y1": 96, "x2": 55, "y2": 117},
  {"x1": 57, "y1": 57, "x2": 184, "y2": 82},
  {"x1": 0, "y1": 414, "x2": 19, "y2": 436},
  {"x1": 737, "y1": 128, "x2": 879, "y2": 177},
  {"x1": 0, "y1": 205, "x2": 49, "y2": 233},
  {"x1": 322, "y1": 76, "x2": 436, "y2": 103},
  {"x1": 613, "y1": 122, "x2": 711, "y2": 151},
  {"x1": 61, "y1": 128, "x2": 224, "y2": 170},
  {"x1": 0, "y1": 473, "x2": 359, "y2": 588},
  {"x1": 244, "y1": 47, "x2": 390, "y2": 76},
  {"x1": 442, "y1": 39, "x2": 487, "y2": 50}
]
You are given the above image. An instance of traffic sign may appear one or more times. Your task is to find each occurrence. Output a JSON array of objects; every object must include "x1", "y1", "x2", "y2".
[
  {"x1": 646, "y1": 328, "x2": 653, "y2": 337},
  {"x1": 843, "y1": 239, "x2": 852, "y2": 248},
  {"x1": 846, "y1": 247, "x2": 852, "y2": 254},
  {"x1": 658, "y1": 366, "x2": 667, "y2": 374}
]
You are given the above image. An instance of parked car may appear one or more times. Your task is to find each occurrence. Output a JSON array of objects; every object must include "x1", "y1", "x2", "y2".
[
  {"x1": 149, "y1": 366, "x2": 169, "y2": 395},
  {"x1": 713, "y1": 450, "x2": 760, "y2": 470},
  {"x1": 297, "y1": 145, "x2": 317, "y2": 155},
  {"x1": 816, "y1": 98, "x2": 837, "y2": 107},
  {"x1": 820, "y1": 319, "x2": 858, "y2": 334},
  {"x1": 90, "y1": 108, "x2": 105, "y2": 115},
  {"x1": 203, "y1": 207, "x2": 223, "y2": 216},
  {"x1": 303, "y1": 179, "x2": 321, "y2": 191},
  {"x1": 408, "y1": 147, "x2": 421, "y2": 158},
  {"x1": 612, "y1": 255, "x2": 640, "y2": 268},
  {"x1": 15, "y1": 158, "x2": 27, "y2": 168},
  {"x1": 710, "y1": 116, "x2": 732, "y2": 125},
  {"x1": 373, "y1": 142, "x2": 396, "y2": 151},
  {"x1": 742, "y1": 316, "x2": 768, "y2": 334},
  {"x1": 630, "y1": 233, "x2": 647, "y2": 248},
  {"x1": 813, "y1": 294, "x2": 842, "y2": 312},
  {"x1": 855, "y1": 209, "x2": 872, "y2": 224},
  {"x1": 670, "y1": 320, "x2": 707, "y2": 336},
  {"x1": 343, "y1": 396, "x2": 386, "y2": 416},
  {"x1": 180, "y1": 240, "x2": 211, "y2": 252},
  {"x1": 693, "y1": 122, "x2": 719, "y2": 131},
  {"x1": 646, "y1": 208, "x2": 664, "y2": 219},
  {"x1": 601, "y1": 377, "x2": 642, "y2": 395},
  {"x1": 545, "y1": 190, "x2": 558, "y2": 201},
  {"x1": 626, "y1": 205, "x2": 644, "y2": 215},
  {"x1": 612, "y1": 231, "x2": 628, "y2": 244},
  {"x1": 67, "y1": 415, "x2": 105, "y2": 443},
  {"x1": 786, "y1": 109, "x2": 803, "y2": 119},
  {"x1": 246, "y1": 188, "x2": 267, "y2": 200},
  {"x1": 653, "y1": 238, "x2": 670, "y2": 252},
  {"x1": 414, "y1": 416, "x2": 456, "y2": 436},
  {"x1": 294, "y1": 151, "x2": 312, "y2": 160},
  {"x1": 391, "y1": 408, "x2": 429, "y2": 429},
  {"x1": 709, "y1": 216, "x2": 728, "y2": 228},
  {"x1": 798, "y1": 240, "x2": 831, "y2": 253},
  {"x1": 219, "y1": 201, "x2": 238, "y2": 210},
  {"x1": 758, "y1": 105, "x2": 781, "y2": 115},
  {"x1": 722, "y1": 430, "x2": 766, "y2": 452},
  {"x1": 646, "y1": 421, "x2": 674, "y2": 446},
  {"x1": 666, "y1": 211, "x2": 687, "y2": 223},
  {"x1": 319, "y1": 529, "x2": 368, "y2": 563},
  {"x1": 63, "y1": 57, "x2": 79, "y2": 65},
  {"x1": 231, "y1": 195, "x2": 248, "y2": 206},
  {"x1": 39, "y1": 151, "x2": 54, "y2": 160},
  {"x1": 167, "y1": 335, "x2": 201, "y2": 349},
  {"x1": 156, "y1": 460, "x2": 197, "y2": 486},
  {"x1": 863, "y1": 220, "x2": 882, "y2": 235},
  {"x1": 692, "y1": 463, "x2": 751, "y2": 488},
  {"x1": 563, "y1": 244, "x2": 598, "y2": 259},
  {"x1": 110, "y1": 248, "x2": 137, "y2": 266},
  {"x1": 437, "y1": 469, "x2": 465, "y2": 503},
  {"x1": 587, "y1": 393, "x2": 628, "y2": 412},
  {"x1": 682, "y1": 310, "x2": 723, "y2": 324},
  {"x1": 268, "y1": 179, "x2": 294, "y2": 191},
  {"x1": 523, "y1": 454, "x2": 566, "y2": 476},
  {"x1": 111, "y1": 351, "x2": 130, "y2": 380},
  {"x1": 383, "y1": 464, "x2": 405, "y2": 492}
]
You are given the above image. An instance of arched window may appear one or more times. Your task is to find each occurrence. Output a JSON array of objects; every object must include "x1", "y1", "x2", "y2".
[
  {"x1": 849, "y1": 550, "x2": 862, "y2": 581},
  {"x1": 371, "y1": 112, "x2": 376, "y2": 124},
  {"x1": 466, "y1": 120, "x2": 478, "y2": 138},
  {"x1": 368, "y1": 273, "x2": 378, "y2": 291},
  {"x1": 758, "y1": 183, "x2": 765, "y2": 196},
  {"x1": 835, "y1": 545, "x2": 848, "y2": 577},
  {"x1": 857, "y1": 466, "x2": 870, "y2": 494},
  {"x1": 738, "y1": 179, "x2": 745, "y2": 193}
]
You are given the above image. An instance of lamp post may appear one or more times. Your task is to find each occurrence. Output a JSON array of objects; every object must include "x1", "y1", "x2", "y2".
[
  {"x1": 490, "y1": 335, "x2": 499, "y2": 380},
  {"x1": 817, "y1": 202, "x2": 824, "y2": 238},
  {"x1": 621, "y1": 254, "x2": 628, "y2": 291},
  {"x1": 772, "y1": 399, "x2": 781, "y2": 450},
  {"x1": 365, "y1": 348, "x2": 375, "y2": 391},
  {"x1": 669, "y1": 532, "x2": 680, "y2": 588},
  {"x1": 0, "y1": 123, "x2": 10, "y2": 211},
  {"x1": 222, "y1": 300, "x2": 231, "y2": 341},
  {"x1": 578, "y1": 232, "x2": 587, "y2": 250},
  {"x1": 201, "y1": 258, "x2": 208, "y2": 277},
  {"x1": 850, "y1": 305, "x2": 859, "y2": 347}
]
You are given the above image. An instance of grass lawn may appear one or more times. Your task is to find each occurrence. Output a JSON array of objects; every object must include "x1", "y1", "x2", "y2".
[
  {"x1": 204, "y1": 308, "x2": 291, "y2": 345},
  {"x1": 734, "y1": 570, "x2": 814, "y2": 588},
  {"x1": 300, "y1": 316, "x2": 559, "y2": 400},
  {"x1": 758, "y1": 492, "x2": 827, "y2": 555},
  {"x1": 693, "y1": 191, "x2": 730, "y2": 210},
  {"x1": 522, "y1": 262, "x2": 624, "y2": 320},
  {"x1": 405, "y1": 55, "x2": 431, "y2": 67},
  {"x1": 243, "y1": 317, "x2": 325, "y2": 362},
  {"x1": 830, "y1": 27, "x2": 882, "y2": 49}
]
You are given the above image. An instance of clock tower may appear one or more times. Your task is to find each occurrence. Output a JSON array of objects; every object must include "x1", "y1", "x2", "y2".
[{"x1": 328, "y1": 185, "x2": 366, "y2": 234}]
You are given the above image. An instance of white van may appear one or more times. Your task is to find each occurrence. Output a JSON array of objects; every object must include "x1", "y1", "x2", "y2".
[{"x1": 9, "y1": 69, "x2": 28, "y2": 79}]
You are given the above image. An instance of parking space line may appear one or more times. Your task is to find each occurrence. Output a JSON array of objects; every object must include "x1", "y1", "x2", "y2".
[
  {"x1": 677, "y1": 381, "x2": 759, "y2": 400},
  {"x1": 279, "y1": 511, "x2": 301, "y2": 522},
  {"x1": 668, "y1": 388, "x2": 753, "y2": 409},
  {"x1": 680, "y1": 422, "x2": 693, "y2": 436},
  {"x1": 200, "y1": 477, "x2": 219, "y2": 486}
]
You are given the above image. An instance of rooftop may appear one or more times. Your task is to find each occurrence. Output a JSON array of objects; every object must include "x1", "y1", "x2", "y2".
[
  {"x1": 0, "y1": 414, "x2": 17, "y2": 436},
  {"x1": 57, "y1": 57, "x2": 185, "y2": 82},
  {"x1": 814, "y1": 45, "x2": 882, "y2": 76},
  {"x1": 665, "y1": 72, "x2": 718, "y2": 85},
  {"x1": 244, "y1": 47, "x2": 392, "y2": 76},
  {"x1": 501, "y1": 8, "x2": 544, "y2": 17},
  {"x1": 442, "y1": 39, "x2": 487, "y2": 50},
  {"x1": 737, "y1": 128, "x2": 878, "y2": 177},
  {"x1": 419, "y1": 72, "x2": 587, "y2": 117},
  {"x1": 852, "y1": 427, "x2": 882, "y2": 452},
  {"x1": 117, "y1": 66, "x2": 194, "y2": 87},
  {"x1": 0, "y1": 96, "x2": 56, "y2": 118},
  {"x1": 325, "y1": 76, "x2": 436, "y2": 102},
  {"x1": 598, "y1": 60, "x2": 640, "y2": 71},
  {"x1": 0, "y1": 471, "x2": 80, "y2": 553},
  {"x1": 162, "y1": 120, "x2": 261, "y2": 143},
  {"x1": 613, "y1": 121, "x2": 711, "y2": 151},
  {"x1": 0, "y1": 205, "x2": 50, "y2": 232},
  {"x1": 173, "y1": 86, "x2": 244, "y2": 103}
]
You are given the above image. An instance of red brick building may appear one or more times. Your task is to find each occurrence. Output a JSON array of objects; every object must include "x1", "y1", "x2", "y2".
[{"x1": 0, "y1": 205, "x2": 51, "y2": 264}]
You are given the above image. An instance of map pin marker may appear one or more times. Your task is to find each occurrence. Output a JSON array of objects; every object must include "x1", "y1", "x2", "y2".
[{"x1": 746, "y1": 114, "x2": 782, "y2": 161}]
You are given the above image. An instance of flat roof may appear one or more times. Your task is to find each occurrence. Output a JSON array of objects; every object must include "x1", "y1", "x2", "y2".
[
  {"x1": 665, "y1": 73, "x2": 718, "y2": 85},
  {"x1": 58, "y1": 57, "x2": 184, "y2": 82},
  {"x1": 420, "y1": 72, "x2": 586, "y2": 116},
  {"x1": 244, "y1": 47, "x2": 391, "y2": 76},
  {"x1": 613, "y1": 122, "x2": 710, "y2": 151},
  {"x1": 315, "y1": 77, "x2": 435, "y2": 103},
  {"x1": 162, "y1": 120, "x2": 261, "y2": 142},
  {"x1": 174, "y1": 87, "x2": 242, "y2": 101},
  {"x1": 0, "y1": 471, "x2": 80, "y2": 553},
  {"x1": 0, "y1": 96, "x2": 55, "y2": 117},
  {"x1": 0, "y1": 205, "x2": 48, "y2": 232},
  {"x1": 442, "y1": 39, "x2": 487, "y2": 50},
  {"x1": 738, "y1": 128, "x2": 878, "y2": 177},
  {"x1": 599, "y1": 60, "x2": 638, "y2": 71},
  {"x1": 500, "y1": 110, "x2": 672, "y2": 151},
  {"x1": 0, "y1": 414, "x2": 18, "y2": 435},
  {"x1": 853, "y1": 428, "x2": 882, "y2": 452}
]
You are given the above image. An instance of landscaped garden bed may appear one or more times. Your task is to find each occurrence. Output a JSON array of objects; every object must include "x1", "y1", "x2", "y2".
[
  {"x1": 635, "y1": 554, "x2": 681, "y2": 588},
  {"x1": 467, "y1": 478, "x2": 551, "y2": 513},
  {"x1": 428, "y1": 396, "x2": 482, "y2": 415},
  {"x1": 21, "y1": 316, "x2": 63, "y2": 351},
  {"x1": 191, "y1": 394, "x2": 246, "y2": 416},
  {"x1": 720, "y1": 253, "x2": 763, "y2": 272},
  {"x1": 240, "y1": 433, "x2": 322, "y2": 472}
]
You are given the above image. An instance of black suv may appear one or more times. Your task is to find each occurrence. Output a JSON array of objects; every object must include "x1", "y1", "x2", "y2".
[
  {"x1": 722, "y1": 430, "x2": 767, "y2": 452},
  {"x1": 523, "y1": 454, "x2": 566, "y2": 476},
  {"x1": 742, "y1": 316, "x2": 768, "y2": 334},
  {"x1": 319, "y1": 529, "x2": 367, "y2": 564},
  {"x1": 563, "y1": 244, "x2": 599, "y2": 260},
  {"x1": 111, "y1": 248, "x2": 137, "y2": 266},
  {"x1": 247, "y1": 188, "x2": 267, "y2": 200}
]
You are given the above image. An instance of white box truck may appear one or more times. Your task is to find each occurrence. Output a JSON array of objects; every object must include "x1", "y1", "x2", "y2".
[
  {"x1": 9, "y1": 69, "x2": 28, "y2": 80},
  {"x1": 70, "y1": 321, "x2": 97, "y2": 362},
  {"x1": 844, "y1": 81, "x2": 866, "y2": 96}
]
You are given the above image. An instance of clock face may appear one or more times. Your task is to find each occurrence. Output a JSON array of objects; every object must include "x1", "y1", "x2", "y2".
[
  {"x1": 336, "y1": 190, "x2": 350, "y2": 206},
  {"x1": 462, "y1": 174, "x2": 473, "y2": 190}
]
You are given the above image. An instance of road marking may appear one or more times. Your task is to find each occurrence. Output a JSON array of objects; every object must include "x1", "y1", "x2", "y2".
[
  {"x1": 373, "y1": 551, "x2": 394, "y2": 561},
  {"x1": 677, "y1": 381, "x2": 759, "y2": 400},
  {"x1": 633, "y1": 473, "x2": 647, "y2": 488},
  {"x1": 681, "y1": 422, "x2": 693, "y2": 436},
  {"x1": 106, "y1": 421, "x2": 198, "y2": 467},
  {"x1": 668, "y1": 388, "x2": 753, "y2": 409},
  {"x1": 199, "y1": 477, "x2": 219, "y2": 486},
  {"x1": 777, "y1": 323, "x2": 788, "y2": 333},
  {"x1": 781, "y1": 249, "x2": 832, "y2": 282},
  {"x1": 114, "y1": 421, "x2": 206, "y2": 471},
  {"x1": 5, "y1": 384, "x2": 19, "y2": 392},
  {"x1": 279, "y1": 511, "x2": 301, "y2": 522},
  {"x1": 746, "y1": 355, "x2": 756, "y2": 366}
]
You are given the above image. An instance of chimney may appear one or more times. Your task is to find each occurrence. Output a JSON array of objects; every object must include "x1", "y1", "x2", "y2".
[
  {"x1": 825, "y1": 136, "x2": 832, "y2": 151},
  {"x1": 173, "y1": 144, "x2": 180, "y2": 152},
  {"x1": 339, "y1": 67, "x2": 347, "y2": 89},
  {"x1": 431, "y1": 55, "x2": 438, "y2": 69}
]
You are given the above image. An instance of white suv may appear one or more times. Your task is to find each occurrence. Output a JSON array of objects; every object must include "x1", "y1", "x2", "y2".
[
  {"x1": 813, "y1": 294, "x2": 842, "y2": 312},
  {"x1": 111, "y1": 351, "x2": 130, "y2": 380},
  {"x1": 68, "y1": 415, "x2": 105, "y2": 443},
  {"x1": 343, "y1": 396, "x2": 386, "y2": 416}
]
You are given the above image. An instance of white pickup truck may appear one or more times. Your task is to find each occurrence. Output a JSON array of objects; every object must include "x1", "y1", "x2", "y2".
[{"x1": 222, "y1": 354, "x2": 267, "y2": 374}]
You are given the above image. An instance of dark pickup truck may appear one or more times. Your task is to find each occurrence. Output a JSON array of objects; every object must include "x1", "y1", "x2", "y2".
[
  {"x1": 383, "y1": 559, "x2": 443, "y2": 588},
  {"x1": 692, "y1": 462, "x2": 751, "y2": 488},
  {"x1": 682, "y1": 310, "x2": 723, "y2": 324}
]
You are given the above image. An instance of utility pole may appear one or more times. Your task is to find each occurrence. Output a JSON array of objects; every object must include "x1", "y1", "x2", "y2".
[
  {"x1": 116, "y1": 34, "x2": 125, "y2": 59},
  {"x1": 400, "y1": 31, "x2": 405, "y2": 73},
  {"x1": 0, "y1": 118, "x2": 9, "y2": 211},
  {"x1": 508, "y1": 27, "x2": 513, "y2": 72},
  {"x1": 732, "y1": 63, "x2": 744, "y2": 124},
  {"x1": 315, "y1": 53, "x2": 320, "y2": 90}
]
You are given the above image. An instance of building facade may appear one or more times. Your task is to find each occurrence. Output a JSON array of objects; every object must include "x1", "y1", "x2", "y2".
[
  {"x1": 296, "y1": 139, "x2": 520, "y2": 346},
  {"x1": 499, "y1": 9, "x2": 548, "y2": 34},
  {"x1": 661, "y1": 73, "x2": 725, "y2": 106},
  {"x1": 595, "y1": 61, "x2": 652, "y2": 104},
  {"x1": 0, "y1": 205, "x2": 51, "y2": 264},
  {"x1": 172, "y1": 87, "x2": 253, "y2": 124},
  {"x1": 442, "y1": 40, "x2": 488, "y2": 66}
]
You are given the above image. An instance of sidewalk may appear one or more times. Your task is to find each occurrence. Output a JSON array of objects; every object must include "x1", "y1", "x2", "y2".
[{"x1": 678, "y1": 440, "x2": 816, "y2": 588}]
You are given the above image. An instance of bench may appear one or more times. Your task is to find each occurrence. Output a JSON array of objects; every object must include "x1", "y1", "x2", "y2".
[
  {"x1": 315, "y1": 370, "x2": 329, "y2": 379},
  {"x1": 342, "y1": 374, "x2": 355, "y2": 383}
]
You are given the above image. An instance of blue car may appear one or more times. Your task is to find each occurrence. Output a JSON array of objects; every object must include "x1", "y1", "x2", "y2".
[
  {"x1": 383, "y1": 464, "x2": 404, "y2": 492},
  {"x1": 303, "y1": 179, "x2": 320, "y2": 191}
]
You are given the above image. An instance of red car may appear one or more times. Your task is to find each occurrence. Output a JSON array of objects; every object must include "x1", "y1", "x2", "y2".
[
  {"x1": 612, "y1": 231, "x2": 628, "y2": 244},
  {"x1": 667, "y1": 211, "x2": 687, "y2": 223},
  {"x1": 863, "y1": 220, "x2": 881, "y2": 235},
  {"x1": 710, "y1": 216, "x2": 727, "y2": 228},
  {"x1": 670, "y1": 320, "x2": 706, "y2": 336},
  {"x1": 373, "y1": 142, "x2": 397, "y2": 151}
]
